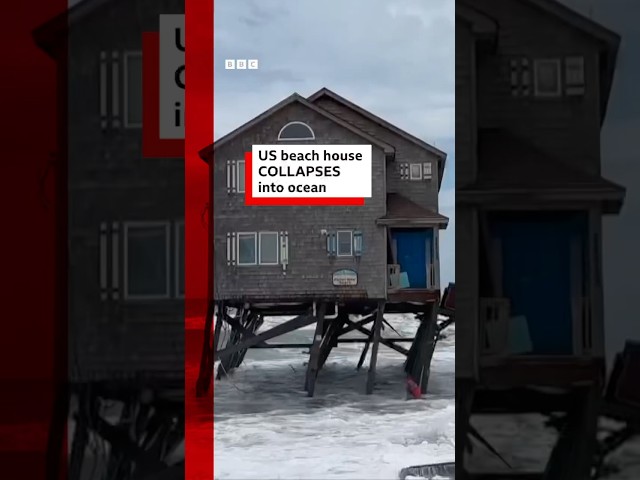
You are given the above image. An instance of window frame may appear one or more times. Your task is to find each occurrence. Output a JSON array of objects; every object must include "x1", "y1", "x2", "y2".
[
  {"x1": 409, "y1": 163, "x2": 424, "y2": 181},
  {"x1": 123, "y1": 221, "x2": 171, "y2": 300},
  {"x1": 533, "y1": 58, "x2": 562, "y2": 98},
  {"x1": 237, "y1": 232, "x2": 258, "y2": 266},
  {"x1": 259, "y1": 232, "x2": 280, "y2": 265},
  {"x1": 336, "y1": 230, "x2": 353, "y2": 257},
  {"x1": 277, "y1": 121, "x2": 315, "y2": 141},
  {"x1": 123, "y1": 50, "x2": 143, "y2": 128},
  {"x1": 236, "y1": 160, "x2": 246, "y2": 193},
  {"x1": 175, "y1": 220, "x2": 185, "y2": 298}
]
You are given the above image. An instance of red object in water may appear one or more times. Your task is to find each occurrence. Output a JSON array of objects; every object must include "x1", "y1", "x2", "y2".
[{"x1": 407, "y1": 377, "x2": 422, "y2": 399}]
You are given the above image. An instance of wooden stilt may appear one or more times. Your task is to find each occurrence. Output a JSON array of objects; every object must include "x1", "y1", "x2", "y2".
[
  {"x1": 305, "y1": 302, "x2": 327, "y2": 396},
  {"x1": 196, "y1": 300, "x2": 217, "y2": 396},
  {"x1": 543, "y1": 385, "x2": 601, "y2": 479},
  {"x1": 357, "y1": 331, "x2": 373, "y2": 370},
  {"x1": 366, "y1": 301, "x2": 385, "y2": 394},
  {"x1": 317, "y1": 311, "x2": 348, "y2": 371},
  {"x1": 68, "y1": 391, "x2": 89, "y2": 480},
  {"x1": 456, "y1": 379, "x2": 476, "y2": 480}
]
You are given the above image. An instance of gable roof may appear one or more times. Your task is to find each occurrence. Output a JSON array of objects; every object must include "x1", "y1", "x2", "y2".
[
  {"x1": 308, "y1": 88, "x2": 447, "y2": 158},
  {"x1": 307, "y1": 88, "x2": 447, "y2": 189},
  {"x1": 198, "y1": 93, "x2": 395, "y2": 162}
]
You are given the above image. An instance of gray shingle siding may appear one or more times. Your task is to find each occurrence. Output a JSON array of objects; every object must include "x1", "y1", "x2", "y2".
[{"x1": 213, "y1": 102, "x2": 387, "y2": 300}]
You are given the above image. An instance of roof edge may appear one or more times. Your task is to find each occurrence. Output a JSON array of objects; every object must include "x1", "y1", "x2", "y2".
[{"x1": 199, "y1": 92, "x2": 396, "y2": 162}]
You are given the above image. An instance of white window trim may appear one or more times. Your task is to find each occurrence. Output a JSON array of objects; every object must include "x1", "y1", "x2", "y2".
[
  {"x1": 259, "y1": 232, "x2": 279, "y2": 265},
  {"x1": 409, "y1": 163, "x2": 423, "y2": 181},
  {"x1": 123, "y1": 221, "x2": 171, "y2": 300},
  {"x1": 175, "y1": 220, "x2": 185, "y2": 298},
  {"x1": 277, "y1": 121, "x2": 315, "y2": 141},
  {"x1": 237, "y1": 232, "x2": 258, "y2": 266},
  {"x1": 337, "y1": 230, "x2": 353, "y2": 257},
  {"x1": 236, "y1": 160, "x2": 246, "y2": 193},
  {"x1": 533, "y1": 59, "x2": 562, "y2": 98},
  {"x1": 123, "y1": 51, "x2": 143, "y2": 128}
]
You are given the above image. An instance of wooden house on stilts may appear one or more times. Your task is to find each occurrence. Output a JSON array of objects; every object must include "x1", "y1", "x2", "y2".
[
  {"x1": 197, "y1": 89, "x2": 450, "y2": 398},
  {"x1": 456, "y1": 0, "x2": 626, "y2": 478}
]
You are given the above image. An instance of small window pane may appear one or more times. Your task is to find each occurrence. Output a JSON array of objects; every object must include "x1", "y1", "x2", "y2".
[
  {"x1": 177, "y1": 223, "x2": 185, "y2": 296},
  {"x1": 565, "y1": 57, "x2": 585, "y2": 86},
  {"x1": 409, "y1": 164, "x2": 423, "y2": 180},
  {"x1": 126, "y1": 54, "x2": 143, "y2": 126},
  {"x1": 127, "y1": 225, "x2": 168, "y2": 297},
  {"x1": 260, "y1": 233, "x2": 279, "y2": 264},
  {"x1": 237, "y1": 161, "x2": 245, "y2": 193},
  {"x1": 337, "y1": 231, "x2": 353, "y2": 256},
  {"x1": 238, "y1": 234, "x2": 256, "y2": 265},
  {"x1": 278, "y1": 122, "x2": 315, "y2": 140},
  {"x1": 535, "y1": 60, "x2": 560, "y2": 95}
]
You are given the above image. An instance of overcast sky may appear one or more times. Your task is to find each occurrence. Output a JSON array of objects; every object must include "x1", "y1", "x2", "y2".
[{"x1": 214, "y1": 0, "x2": 456, "y2": 288}]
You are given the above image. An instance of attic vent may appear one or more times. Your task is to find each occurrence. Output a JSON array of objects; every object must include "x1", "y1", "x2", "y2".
[{"x1": 278, "y1": 122, "x2": 315, "y2": 141}]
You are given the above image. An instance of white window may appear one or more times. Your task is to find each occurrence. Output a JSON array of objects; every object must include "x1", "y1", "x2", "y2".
[
  {"x1": 124, "y1": 51, "x2": 143, "y2": 127},
  {"x1": 259, "y1": 232, "x2": 279, "y2": 265},
  {"x1": 337, "y1": 230, "x2": 353, "y2": 257},
  {"x1": 237, "y1": 161, "x2": 245, "y2": 193},
  {"x1": 278, "y1": 121, "x2": 315, "y2": 141},
  {"x1": 237, "y1": 233, "x2": 257, "y2": 265},
  {"x1": 124, "y1": 222, "x2": 170, "y2": 299},
  {"x1": 175, "y1": 221, "x2": 185, "y2": 297},
  {"x1": 409, "y1": 163, "x2": 423, "y2": 180},
  {"x1": 565, "y1": 56, "x2": 585, "y2": 85},
  {"x1": 533, "y1": 59, "x2": 561, "y2": 97},
  {"x1": 565, "y1": 56, "x2": 585, "y2": 96},
  {"x1": 423, "y1": 162, "x2": 433, "y2": 179}
]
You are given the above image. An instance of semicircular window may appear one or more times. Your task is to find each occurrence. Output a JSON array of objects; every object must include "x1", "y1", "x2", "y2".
[{"x1": 277, "y1": 121, "x2": 315, "y2": 141}]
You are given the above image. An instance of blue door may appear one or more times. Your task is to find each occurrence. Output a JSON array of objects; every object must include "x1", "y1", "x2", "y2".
[
  {"x1": 393, "y1": 229, "x2": 433, "y2": 288},
  {"x1": 491, "y1": 214, "x2": 586, "y2": 355}
]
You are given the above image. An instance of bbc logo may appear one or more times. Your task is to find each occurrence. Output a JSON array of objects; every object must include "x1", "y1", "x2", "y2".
[{"x1": 225, "y1": 59, "x2": 259, "y2": 70}]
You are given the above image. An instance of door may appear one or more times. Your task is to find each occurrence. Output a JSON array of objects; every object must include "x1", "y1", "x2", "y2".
[
  {"x1": 392, "y1": 229, "x2": 433, "y2": 288},
  {"x1": 491, "y1": 213, "x2": 587, "y2": 355}
]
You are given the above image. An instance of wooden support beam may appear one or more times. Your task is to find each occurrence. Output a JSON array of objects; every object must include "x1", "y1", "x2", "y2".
[
  {"x1": 196, "y1": 301, "x2": 217, "y2": 397},
  {"x1": 318, "y1": 312, "x2": 347, "y2": 371},
  {"x1": 366, "y1": 301, "x2": 385, "y2": 394},
  {"x1": 217, "y1": 306, "x2": 245, "y2": 379},
  {"x1": 338, "y1": 338, "x2": 415, "y2": 344},
  {"x1": 342, "y1": 318, "x2": 410, "y2": 356},
  {"x1": 357, "y1": 331, "x2": 373, "y2": 370},
  {"x1": 542, "y1": 386, "x2": 601, "y2": 479},
  {"x1": 305, "y1": 302, "x2": 327, "y2": 396},
  {"x1": 214, "y1": 311, "x2": 315, "y2": 361},
  {"x1": 457, "y1": 379, "x2": 476, "y2": 480},
  {"x1": 339, "y1": 313, "x2": 376, "y2": 335}
]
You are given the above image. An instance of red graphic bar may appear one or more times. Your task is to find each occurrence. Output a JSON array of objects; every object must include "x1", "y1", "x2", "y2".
[
  {"x1": 185, "y1": 1, "x2": 214, "y2": 479},
  {"x1": 142, "y1": 32, "x2": 184, "y2": 158},
  {"x1": 244, "y1": 152, "x2": 366, "y2": 206}
]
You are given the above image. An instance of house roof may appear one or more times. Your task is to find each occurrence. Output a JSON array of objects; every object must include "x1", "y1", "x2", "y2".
[
  {"x1": 377, "y1": 193, "x2": 449, "y2": 229},
  {"x1": 198, "y1": 93, "x2": 395, "y2": 162},
  {"x1": 307, "y1": 88, "x2": 447, "y2": 189},
  {"x1": 33, "y1": 0, "x2": 113, "y2": 56},
  {"x1": 458, "y1": 0, "x2": 620, "y2": 123},
  {"x1": 458, "y1": 129, "x2": 625, "y2": 213}
]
